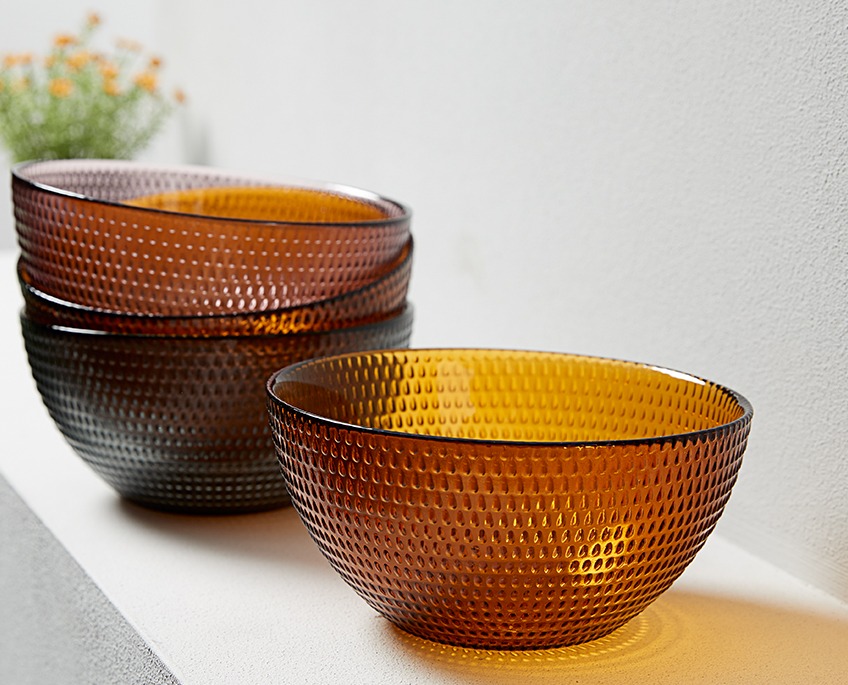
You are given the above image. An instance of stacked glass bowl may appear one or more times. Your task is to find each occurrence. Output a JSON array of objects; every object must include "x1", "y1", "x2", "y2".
[{"x1": 13, "y1": 159, "x2": 414, "y2": 513}]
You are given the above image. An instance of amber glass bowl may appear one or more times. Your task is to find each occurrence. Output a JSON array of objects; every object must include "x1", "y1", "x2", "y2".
[
  {"x1": 266, "y1": 349, "x2": 753, "y2": 649},
  {"x1": 17, "y1": 238, "x2": 412, "y2": 336},
  {"x1": 21, "y1": 307, "x2": 413, "y2": 514},
  {"x1": 13, "y1": 159, "x2": 411, "y2": 316}
]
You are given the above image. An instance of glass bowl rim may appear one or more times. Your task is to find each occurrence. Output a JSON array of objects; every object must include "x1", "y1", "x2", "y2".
[
  {"x1": 16, "y1": 236, "x2": 413, "y2": 326},
  {"x1": 20, "y1": 302, "x2": 414, "y2": 342},
  {"x1": 266, "y1": 347, "x2": 753, "y2": 449},
  {"x1": 12, "y1": 159, "x2": 412, "y2": 228}
]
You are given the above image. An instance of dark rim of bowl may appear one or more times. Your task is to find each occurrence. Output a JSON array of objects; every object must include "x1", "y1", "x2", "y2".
[
  {"x1": 20, "y1": 303, "x2": 413, "y2": 342},
  {"x1": 11, "y1": 159, "x2": 412, "y2": 228},
  {"x1": 16, "y1": 236, "x2": 413, "y2": 325},
  {"x1": 266, "y1": 348, "x2": 753, "y2": 449}
]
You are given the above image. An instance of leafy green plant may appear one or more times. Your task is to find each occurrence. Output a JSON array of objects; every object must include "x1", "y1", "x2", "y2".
[{"x1": 0, "y1": 13, "x2": 183, "y2": 162}]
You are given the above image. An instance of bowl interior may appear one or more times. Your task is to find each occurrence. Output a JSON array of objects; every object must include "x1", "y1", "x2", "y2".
[
  {"x1": 124, "y1": 185, "x2": 391, "y2": 223},
  {"x1": 271, "y1": 349, "x2": 749, "y2": 443}
]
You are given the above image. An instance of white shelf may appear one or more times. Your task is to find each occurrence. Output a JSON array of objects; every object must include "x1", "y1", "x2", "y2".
[{"x1": 2, "y1": 251, "x2": 847, "y2": 684}]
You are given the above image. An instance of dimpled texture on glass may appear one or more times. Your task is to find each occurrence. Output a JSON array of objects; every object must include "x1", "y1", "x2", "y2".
[
  {"x1": 13, "y1": 159, "x2": 410, "y2": 316},
  {"x1": 21, "y1": 308, "x2": 412, "y2": 513},
  {"x1": 18, "y1": 238, "x2": 412, "y2": 337},
  {"x1": 266, "y1": 349, "x2": 753, "y2": 649}
]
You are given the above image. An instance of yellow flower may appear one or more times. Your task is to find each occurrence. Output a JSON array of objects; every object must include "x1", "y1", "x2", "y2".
[
  {"x1": 173, "y1": 87, "x2": 186, "y2": 104},
  {"x1": 103, "y1": 79, "x2": 121, "y2": 96},
  {"x1": 53, "y1": 33, "x2": 78, "y2": 48},
  {"x1": 99, "y1": 61, "x2": 119, "y2": 79},
  {"x1": 66, "y1": 50, "x2": 92, "y2": 71},
  {"x1": 117, "y1": 38, "x2": 143, "y2": 52},
  {"x1": 134, "y1": 71, "x2": 158, "y2": 92},
  {"x1": 0, "y1": 12, "x2": 178, "y2": 162},
  {"x1": 49, "y1": 77, "x2": 73, "y2": 98}
]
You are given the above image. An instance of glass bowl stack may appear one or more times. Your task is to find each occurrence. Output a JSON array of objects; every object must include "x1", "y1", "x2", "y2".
[{"x1": 13, "y1": 159, "x2": 414, "y2": 514}]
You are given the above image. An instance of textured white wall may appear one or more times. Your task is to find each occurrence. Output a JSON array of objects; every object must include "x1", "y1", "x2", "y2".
[
  {"x1": 158, "y1": 0, "x2": 848, "y2": 600},
  {"x1": 2, "y1": 1, "x2": 846, "y2": 603}
]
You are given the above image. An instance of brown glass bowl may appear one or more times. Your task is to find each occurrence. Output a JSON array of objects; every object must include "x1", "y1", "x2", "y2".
[
  {"x1": 17, "y1": 238, "x2": 413, "y2": 337},
  {"x1": 13, "y1": 159, "x2": 411, "y2": 316},
  {"x1": 20, "y1": 306, "x2": 413, "y2": 514},
  {"x1": 266, "y1": 349, "x2": 753, "y2": 649}
]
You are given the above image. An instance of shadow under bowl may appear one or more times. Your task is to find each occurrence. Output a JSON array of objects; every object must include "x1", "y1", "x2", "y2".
[
  {"x1": 265, "y1": 348, "x2": 752, "y2": 648},
  {"x1": 21, "y1": 306, "x2": 413, "y2": 514},
  {"x1": 13, "y1": 159, "x2": 411, "y2": 317}
]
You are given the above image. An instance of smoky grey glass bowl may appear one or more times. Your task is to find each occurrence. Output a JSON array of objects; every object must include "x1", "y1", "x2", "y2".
[{"x1": 22, "y1": 306, "x2": 413, "y2": 514}]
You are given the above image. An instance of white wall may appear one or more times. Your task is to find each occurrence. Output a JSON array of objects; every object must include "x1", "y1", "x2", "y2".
[
  {"x1": 159, "y1": 0, "x2": 848, "y2": 601},
  {"x1": 4, "y1": 1, "x2": 847, "y2": 602}
]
